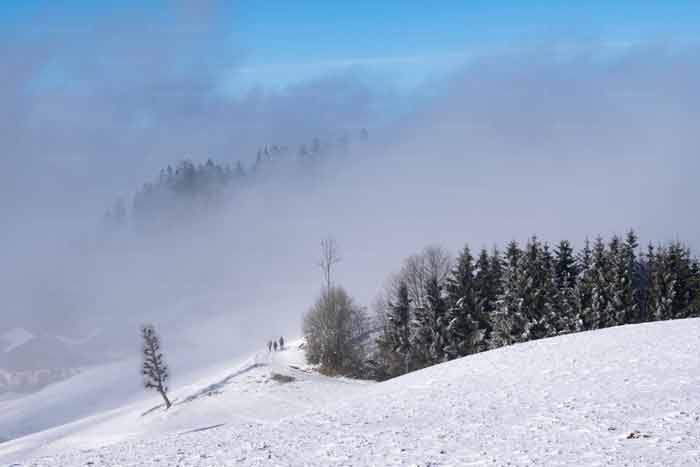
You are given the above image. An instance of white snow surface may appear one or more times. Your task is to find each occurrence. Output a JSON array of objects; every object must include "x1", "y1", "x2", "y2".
[{"x1": 3, "y1": 320, "x2": 700, "y2": 466}]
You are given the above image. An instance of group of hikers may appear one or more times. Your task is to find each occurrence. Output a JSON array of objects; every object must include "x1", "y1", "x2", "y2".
[{"x1": 267, "y1": 336, "x2": 285, "y2": 352}]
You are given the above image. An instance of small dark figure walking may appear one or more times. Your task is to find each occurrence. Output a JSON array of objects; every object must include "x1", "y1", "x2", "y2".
[
  {"x1": 267, "y1": 340, "x2": 272, "y2": 352},
  {"x1": 273, "y1": 341, "x2": 278, "y2": 352},
  {"x1": 279, "y1": 336, "x2": 285, "y2": 351}
]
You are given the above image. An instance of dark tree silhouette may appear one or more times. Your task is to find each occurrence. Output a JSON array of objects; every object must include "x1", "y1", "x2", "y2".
[{"x1": 141, "y1": 324, "x2": 171, "y2": 409}]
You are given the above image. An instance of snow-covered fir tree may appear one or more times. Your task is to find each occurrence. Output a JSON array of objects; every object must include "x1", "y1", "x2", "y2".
[
  {"x1": 412, "y1": 275, "x2": 448, "y2": 366},
  {"x1": 372, "y1": 232, "x2": 700, "y2": 380},
  {"x1": 378, "y1": 281, "x2": 413, "y2": 376},
  {"x1": 589, "y1": 237, "x2": 613, "y2": 329},
  {"x1": 609, "y1": 231, "x2": 639, "y2": 325},
  {"x1": 491, "y1": 241, "x2": 528, "y2": 348},
  {"x1": 444, "y1": 245, "x2": 488, "y2": 358},
  {"x1": 651, "y1": 242, "x2": 696, "y2": 321},
  {"x1": 668, "y1": 242, "x2": 696, "y2": 319},
  {"x1": 488, "y1": 247, "x2": 504, "y2": 309},
  {"x1": 474, "y1": 247, "x2": 502, "y2": 337},
  {"x1": 690, "y1": 258, "x2": 700, "y2": 316},
  {"x1": 635, "y1": 243, "x2": 656, "y2": 323},
  {"x1": 445, "y1": 245, "x2": 476, "y2": 310},
  {"x1": 576, "y1": 238, "x2": 596, "y2": 330},
  {"x1": 650, "y1": 244, "x2": 675, "y2": 321},
  {"x1": 552, "y1": 239, "x2": 581, "y2": 334},
  {"x1": 518, "y1": 237, "x2": 556, "y2": 340}
]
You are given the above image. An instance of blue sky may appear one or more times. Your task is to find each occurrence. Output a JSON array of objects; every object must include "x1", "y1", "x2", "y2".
[
  {"x1": 2, "y1": 2, "x2": 700, "y2": 329},
  {"x1": 3, "y1": 0, "x2": 700, "y2": 90}
]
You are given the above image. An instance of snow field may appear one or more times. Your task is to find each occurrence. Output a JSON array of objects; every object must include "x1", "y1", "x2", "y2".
[{"x1": 3, "y1": 320, "x2": 700, "y2": 466}]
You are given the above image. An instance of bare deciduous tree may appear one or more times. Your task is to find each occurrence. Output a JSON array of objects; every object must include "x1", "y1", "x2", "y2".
[
  {"x1": 398, "y1": 245, "x2": 452, "y2": 307},
  {"x1": 318, "y1": 235, "x2": 341, "y2": 290},
  {"x1": 424, "y1": 244, "x2": 452, "y2": 284},
  {"x1": 303, "y1": 286, "x2": 366, "y2": 375}
]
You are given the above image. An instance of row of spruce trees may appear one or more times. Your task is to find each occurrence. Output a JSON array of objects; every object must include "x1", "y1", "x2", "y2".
[
  {"x1": 372, "y1": 232, "x2": 700, "y2": 380},
  {"x1": 105, "y1": 131, "x2": 368, "y2": 229}
]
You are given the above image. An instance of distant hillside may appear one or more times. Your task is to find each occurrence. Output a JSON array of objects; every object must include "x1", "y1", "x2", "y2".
[
  {"x1": 105, "y1": 132, "x2": 366, "y2": 230},
  {"x1": 0, "y1": 328, "x2": 111, "y2": 394}
]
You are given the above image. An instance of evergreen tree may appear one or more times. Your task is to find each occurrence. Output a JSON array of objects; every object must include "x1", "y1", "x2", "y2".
[
  {"x1": 658, "y1": 242, "x2": 696, "y2": 320},
  {"x1": 445, "y1": 245, "x2": 476, "y2": 309},
  {"x1": 635, "y1": 243, "x2": 655, "y2": 323},
  {"x1": 141, "y1": 324, "x2": 171, "y2": 409},
  {"x1": 491, "y1": 241, "x2": 528, "y2": 348},
  {"x1": 552, "y1": 240, "x2": 580, "y2": 334},
  {"x1": 445, "y1": 246, "x2": 490, "y2": 359},
  {"x1": 234, "y1": 161, "x2": 246, "y2": 178},
  {"x1": 378, "y1": 282, "x2": 412, "y2": 376},
  {"x1": 690, "y1": 258, "x2": 700, "y2": 316},
  {"x1": 413, "y1": 276, "x2": 448, "y2": 365},
  {"x1": 298, "y1": 144, "x2": 309, "y2": 164},
  {"x1": 445, "y1": 294, "x2": 486, "y2": 359},
  {"x1": 554, "y1": 240, "x2": 578, "y2": 288},
  {"x1": 444, "y1": 245, "x2": 487, "y2": 358},
  {"x1": 672, "y1": 242, "x2": 695, "y2": 319},
  {"x1": 519, "y1": 237, "x2": 556, "y2": 340},
  {"x1": 474, "y1": 248, "x2": 500, "y2": 319},
  {"x1": 370, "y1": 231, "x2": 700, "y2": 381},
  {"x1": 612, "y1": 230, "x2": 639, "y2": 324},
  {"x1": 600, "y1": 233, "x2": 639, "y2": 326},
  {"x1": 576, "y1": 238, "x2": 595, "y2": 330},
  {"x1": 487, "y1": 247, "x2": 504, "y2": 311},
  {"x1": 650, "y1": 245, "x2": 675, "y2": 320},
  {"x1": 474, "y1": 248, "x2": 492, "y2": 310},
  {"x1": 590, "y1": 237, "x2": 612, "y2": 329}
]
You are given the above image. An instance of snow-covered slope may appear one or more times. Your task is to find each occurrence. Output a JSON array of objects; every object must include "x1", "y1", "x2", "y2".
[
  {"x1": 0, "y1": 341, "x2": 371, "y2": 462},
  {"x1": 0, "y1": 326, "x2": 111, "y2": 395},
  {"x1": 5, "y1": 320, "x2": 700, "y2": 466}
]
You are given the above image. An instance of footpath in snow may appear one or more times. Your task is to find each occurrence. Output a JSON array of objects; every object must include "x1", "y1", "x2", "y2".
[{"x1": 4, "y1": 320, "x2": 700, "y2": 466}]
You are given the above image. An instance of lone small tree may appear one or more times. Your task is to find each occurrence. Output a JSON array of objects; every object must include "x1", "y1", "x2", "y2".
[
  {"x1": 141, "y1": 324, "x2": 171, "y2": 409},
  {"x1": 303, "y1": 286, "x2": 366, "y2": 375}
]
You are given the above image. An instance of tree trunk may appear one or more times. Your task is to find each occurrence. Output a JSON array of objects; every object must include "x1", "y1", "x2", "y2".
[{"x1": 159, "y1": 386, "x2": 171, "y2": 409}]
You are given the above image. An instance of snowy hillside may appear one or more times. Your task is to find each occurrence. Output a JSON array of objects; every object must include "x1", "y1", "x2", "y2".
[
  {"x1": 4, "y1": 320, "x2": 700, "y2": 466},
  {"x1": 0, "y1": 327, "x2": 111, "y2": 395},
  {"x1": 0, "y1": 341, "x2": 371, "y2": 462}
]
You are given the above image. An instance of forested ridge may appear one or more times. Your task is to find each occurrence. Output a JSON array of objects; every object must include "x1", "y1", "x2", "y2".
[
  {"x1": 370, "y1": 232, "x2": 700, "y2": 379},
  {"x1": 104, "y1": 131, "x2": 365, "y2": 229}
]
